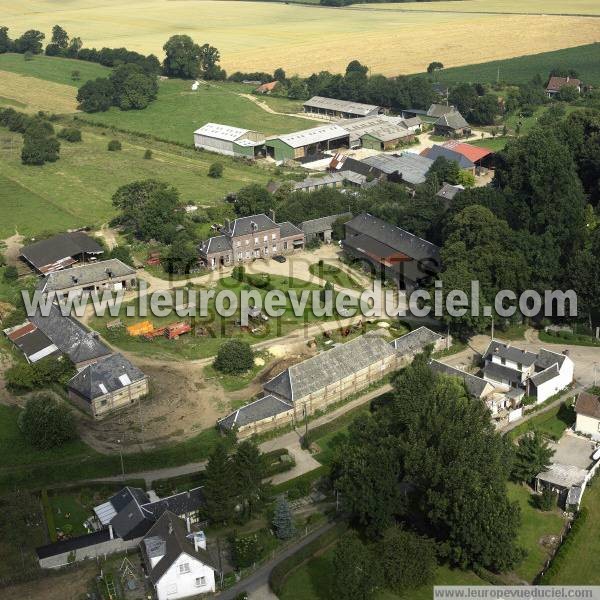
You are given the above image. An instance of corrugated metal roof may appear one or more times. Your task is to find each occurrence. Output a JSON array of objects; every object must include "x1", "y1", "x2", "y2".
[
  {"x1": 304, "y1": 96, "x2": 381, "y2": 116},
  {"x1": 194, "y1": 122, "x2": 250, "y2": 142},
  {"x1": 275, "y1": 124, "x2": 349, "y2": 149},
  {"x1": 361, "y1": 153, "x2": 433, "y2": 185}
]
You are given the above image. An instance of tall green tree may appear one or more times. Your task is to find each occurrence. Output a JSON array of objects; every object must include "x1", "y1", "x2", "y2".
[
  {"x1": 333, "y1": 531, "x2": 381, "y2": 600},
  {"x1": 512, "y1": 431, "x2": 555, "y2": 483},
  {"x1": 232, "y1": 440, "x2": 265, "y2": 517},
  {"x1": 162, "y1": 35, "x2": 202, "y2": 79},
  {"x1": 14, "y1": 30, "x2": 45, "y2": 54},
  {"x1": 203, "y1": 443, "x2": 236, "y2": 524},
  {"x1": 0, "y1": 26, "x2": 12, "y2": 53}
]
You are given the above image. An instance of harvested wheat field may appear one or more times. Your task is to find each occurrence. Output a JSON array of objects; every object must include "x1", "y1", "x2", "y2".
[
  {"x1": 0, "y1": 70, "x2": 78, "y2": 113},
  {"x1": 2, "y1": 0, "x2": 600, "y2": 76}
]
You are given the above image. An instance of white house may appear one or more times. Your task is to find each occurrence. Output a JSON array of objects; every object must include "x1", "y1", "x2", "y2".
[
  {"x1": 482, "y1": 340, "x2": 573, "y2": 404},
  {"x1": 141, "y1": 511, "x2": 218, "y2": 600},
  {"x1": 575, "y1": 391, "x2": 600, "y2": 439}
]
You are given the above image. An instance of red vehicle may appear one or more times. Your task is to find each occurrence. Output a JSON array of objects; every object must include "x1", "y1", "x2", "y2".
[{"x1": 165, "y1": 322, "x2": 191, "y2": 339}]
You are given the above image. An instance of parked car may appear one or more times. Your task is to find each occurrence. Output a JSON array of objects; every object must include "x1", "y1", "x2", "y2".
[{"x1": 273, "y1": 255, "x2": 287, "y2": 263}]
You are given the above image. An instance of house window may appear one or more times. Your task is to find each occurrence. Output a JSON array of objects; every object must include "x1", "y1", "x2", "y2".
[
  {"x1": 273, "y1": 244, "x2": 277, "y2": 252},
  {"x1": 179, "y1": 563, "x2": 191, "y2": 574},
  {"x1": 195, "y1": 576, "x2": 207, "y2": 587},
  {"x1": 263, "y1": 235, "x2": 268, "y2": 241},
  {"x1": 254, "y1": 237, "x2": 259, "y2": 244},
  {"x1": 283, "y1": 241, "x2": 288, "y2": 250},
  {"x1": 236, "y1": 241, "x2": 241, "y2": 247},
  {"x1": 245, "y1": 239, "x2": 250, "y2": 245},
  {"x1": 272, "y1": 233, "x2": 276, "y2": 239},
  {"x1": 100, "y1": 399, "x2": 107, "y2": 406}
]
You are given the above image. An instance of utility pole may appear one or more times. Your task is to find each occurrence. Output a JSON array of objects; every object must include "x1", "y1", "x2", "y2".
[
  {"x1": 491, "y1": 315, "x2": 495, "y2": 340},
  {"x1": 117, "y1": 439, "x2": 125, "y2": 480}
]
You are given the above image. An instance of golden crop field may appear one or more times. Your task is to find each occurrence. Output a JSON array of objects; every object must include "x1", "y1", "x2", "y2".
[
  {"x1": 1, "y1": 0, "x2": 599, "y2": 76},
  {"x1": 0, "y1": 71, "x2": 78, "y2": 113}
]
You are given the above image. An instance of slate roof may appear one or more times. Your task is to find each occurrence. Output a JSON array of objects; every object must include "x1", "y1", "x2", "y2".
[
  {"x1": 141, "y1": 512, "x2": 218, "y2": 585},
  {"x1": 427, "y1": 104, "x2": 456, "y2": 118},
  {"x1": 6, "y1": 324, "x2": 59, "y2": 362},
  {"x1": 530, "y1": 363, "x2": 560, "y2": 386},
  {"x1": 264, "y1": 333, "x2": 396, "y2": 403},
  {"x1": 344, "y1": 213, "x2": 440, "y2": 263},
  {"x1": 361, "y1": 152, "x2": 433, "y2": 185},
  {"x1": 199, "y1": 235, "x2": 231, "y2": 256},
  {"x1": 37, "y1": 529, "x2": 111, "y2": 560},
  {"x1": 484, "y1": 361, "x2": 522, "y2": 383},
  {"x1": 21, "y1": 232, "x2": 104, "y2": 273},
  {"x1": 225, "y1": 214, "x2": 278, "y2": 237},
  {"x1": 30, "y1": 303, "x2": 111, "y2": 365},
  {"x1": 95, "y1": 486, "x2": 206, "y2": 541},
  {"x1": 218, "y1": 395, "x2": 293, "y2": 431},
  {"x1": 68, "y1": 353, "x2": 146, "y2": 401},
  {"x1": 484, "y1": 340, "x2": 537, "y2": 367},
  {"x1": 435, "y1": 110, "x2": 470, "y2": 130},
  {"x1": 575, "y1": 391, "x2": 600, "y2": 420},
  {"x1": 536, "y1": 348, "x2": 567, "y2": 371},
  {"x1": 429, "y1": 360, "x2": 493, "y2": 398},
  {"x1": 390, "y1": 326, "x2": 443, "y2": 354},
  {"x1": 303, "y1": 96, "x2": 381, "y2": 116},
  {"x1": 423, "y1": 145, "x2": 475, "y2": 169},
  {"x1": 40, "y1": 259, "x2": 136, "y2": 293},
  {"x1": 278, "y1": 221, "x2": 303, "y2": 238},
  {"x1": 301, "y1": 213, "x2": 353, "y2": 235}
]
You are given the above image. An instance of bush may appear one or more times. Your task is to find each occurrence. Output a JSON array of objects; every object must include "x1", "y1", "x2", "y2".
[
  {"x1": 2, "y1": 265, "x2": 18, "y2": 282},
  {"x1": 536, "y1": 488, "x2": 556, "y2": 511},
  {"x1": 18, "y1": 393, "x2": 78, "y2": 450},
  {"x1": 57, "y1": 127, "x2": 82, "y2": 142},
  {"x1": 208, "y1": 162, "x2": 224, "y2": 178},
  {"x1": 213, "y1": 340, "x2": 254, "y2": 374},
  {"x1": 232, "y1": 265, "x2": 246, "y2": 283},
  {"x1": 231, "y1": 533, "x2": 262, "y2": 569},
  {"x1": 5, "y1": 355, "x2": 76, "y2": 391},
  {"x1": 144, "y1": 149, "x2": 152, "y2": 159},
  {"x1": 107, "y1": 139, "x2": 122, "y2": 151}
]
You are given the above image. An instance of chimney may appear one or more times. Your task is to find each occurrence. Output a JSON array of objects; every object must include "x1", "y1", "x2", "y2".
[
  {"x1": 225, "y1": 218, "x2": 231, "y2": 232},
  {"x1": 186, "y1": 515, "x2": 191, "y2": 533},
  {"x1": 563, "y1": 349, "x2": 569, "y2": 356},
  {"x1": 566, "y1": 76, "x2": 570, "y2": 82},
  {"x1": 108, "y1": 523, "x2": 114, "y2": 540},
  {"x1": 168, "y1": 521, "x2": 173, "y2": 536}
]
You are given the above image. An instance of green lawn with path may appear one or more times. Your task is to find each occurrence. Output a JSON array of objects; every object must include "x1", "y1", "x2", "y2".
[
  {"x1": 508, "y1": 402, "x2": 576, "y2": 441},
  {"x1": 81, "y1": 79, "x2": 317, "y2": 144},
  {"x1": 308, "y1": 262, "x2": 362, "y2": 291}
]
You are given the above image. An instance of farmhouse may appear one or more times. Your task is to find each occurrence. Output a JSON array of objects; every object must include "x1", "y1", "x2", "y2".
[
  {"x1": 401, "y1": 103, "x2": 455, "y2": 123},
  {"x1": 337, "y1": 115, "x2": 417, "y2": 149},
  {"x1": 198, "y1": 214, "x2": 304, "y2": 269},
  {"x1": 300, "y1": 212, "x2": 352, "y2": 244},
  {"x1": 193, "y1": 123, "x2": 265, "y2": 158},
  {"x1": 38, "y1": 258, "x2": 137, "y2": 300},
  {"x1": 421, "y1": 144, "x2": 475, "y2": 173},
  {"x1": 68, "y1": 353, "x2": 148, "y2": 419},
  {"x1": 361, "y1": 152, "x2": 434, "y2": 186},
  {"x1": 546, "y1": 75, "x2": 581, "y2": 98},
  {"x1": 4, "y1": 303, "x2": 110, "y2": 368},
  {"x1": 483, "y1": 340, "x2": 574, "y2": 403},
  {"x1": 433, "y1": 110, "x2": 471, "y2": 137},
  {"x1": 218, "y1": 328, "x2": 446, "y2": 437},
  {"x1": 574, "y1": 391, "x2": 600, "y2": 438},
  {"x1": 303, "y1": 96, "x2": 383, "y2": 120},
  {"x1": 141, "y1": 512, "x2": 218, "y2": 600},
  {"x1": 265, "y1": 124, "x2": 350, "y2": 162},
  {"x1": 255, "y1": 80, "x2": 279, "y2": 94},
  {"x1": 20, "y1": 232, "x2": 104, "y2": 275},
  {"x1": 342, "y1": 212, "x2": 440, "y2": 289}
]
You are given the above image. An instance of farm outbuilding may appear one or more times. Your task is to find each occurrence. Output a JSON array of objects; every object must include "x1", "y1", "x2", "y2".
[
  {"x1": 265, "y1": 124, "x2": 350, "y2": 162},
  {"x1": 303, "y1": 96, "x2": 383, "y2": 120},
  {"x1": 193, "y1": 122, "x2": 265, "y2": 158}
]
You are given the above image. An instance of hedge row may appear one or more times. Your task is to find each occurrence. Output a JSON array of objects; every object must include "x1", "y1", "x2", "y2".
[
  {"x1": 269, "y1": 522, "x2": 347, "y2": 595},
  {"x1": 537, "y1": 507, "x2": 588, "y2": 584},
  {"x1": 302, "y1": 403, "x2": 370, "y2": 448},
  {"x1": 40, "y1": 488, "x2": 57, "y2": 542}
]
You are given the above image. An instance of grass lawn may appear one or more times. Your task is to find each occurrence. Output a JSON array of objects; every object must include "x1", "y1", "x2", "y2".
[
  {"x1": 507, "y1": 482, "x2": 565, "y2": 582},
  {"x1": 0, "y1": 124, "x2": 271, "y2": 238},
  {"x1": 0, "y1": 53, "x2": 110, "y2": 87},
  {"x1": 508, "y1": 402, "x2": 576, "y2": 442},
  {"x1": 81, "y1": 79, "x2": 316, "y2": 144},
  {"x1": 48, "y1": 492, "x2": 92, "y2": 537},
  {"x1": 308, "y1": 262, "x2": 361, "y2": 291},
  {"x1": 470, "y1": 136, "x2": 511, "y2": 151},
  {"x1": 545, "y1": 478, "x2": 600, "y2": 584},
  {"x1": 539, "y1": 329, "x2": 600, "y2": 348},
  {"x1": 89, "y1": 274, "x2": 339, "y2": 361},
  {"x1": 279, "y1": 543, "x2": 485, "y2": 600}
]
